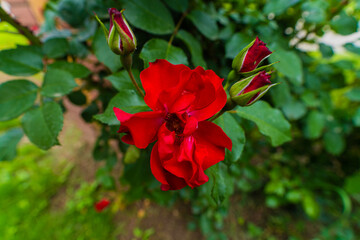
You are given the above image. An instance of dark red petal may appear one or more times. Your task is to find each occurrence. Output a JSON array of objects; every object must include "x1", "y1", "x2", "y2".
[
  {"x1": 183, "y1": 116, "x2": 198, "y2": 136},
  {"x1": 240, "y1": 37, "x2": 272, "y2": 72},
  {"x1": 193, "y1": 121, "x2": 232, "y2": 170},
  {"x1": 113, "y1": 107, "x2": 165, "y2": 149},
  {"x1": 150, "y1": 141, "x2": 187, "y2": 191},
  {"x1": 94, "y1": 198, "x2": 110, "y2": 212},
  {"x1": 243, "y1": 71, "x2": 271, "y2": 94},
  {"x1": 162, "y1": 171, "x2": 188, "y2": 191},
  {"x1": 113, "y1": 11, "x2": 133, "y2": 40},
  {"x1": 140, "y1": 60, "x2": 190, "y2": 111},
  {"x1": 108, "y1": 8, "x2": 117, "y2": 30},
  {"x1": 150, "y1": 142, "x2": 169, "y2": 185}
]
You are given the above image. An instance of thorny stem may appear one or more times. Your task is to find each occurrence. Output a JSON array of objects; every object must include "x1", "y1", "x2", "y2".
[
  {"x1": 0, "y1": 7, "x2": 41, "y2": 45},
  {"x1": 165, "y1": 10, "x2": 190, "y2": 59}
]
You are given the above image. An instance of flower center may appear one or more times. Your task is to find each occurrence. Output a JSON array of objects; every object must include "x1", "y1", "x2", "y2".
[{"x1": 165, "y1": 113, "x2": 184, "y2": 135}]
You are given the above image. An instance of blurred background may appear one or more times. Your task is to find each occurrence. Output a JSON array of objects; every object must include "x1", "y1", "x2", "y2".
[{"x1": 1, "y1": 0, "x2": 360, "y2": 239}]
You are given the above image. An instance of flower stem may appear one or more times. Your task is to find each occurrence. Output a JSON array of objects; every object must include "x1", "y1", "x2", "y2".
[
  {"x1": 120, "y1": 54, "x2": 145, "y2": 97},
  {"x1": 208, "y1": 108, "x2": 226, "y2": 122},
  {"x1": 0, "y1": 7, "x2": 41, "y2": 45},
  {"x1": 127, "y1": 68, "x2": 145, "y2": 97},
  {"x1": 165, "y1": 10, "x2": 189, "y2": 59},
  {"x1": 208, "y1": 98, "x2": 236, "y2": 122}
]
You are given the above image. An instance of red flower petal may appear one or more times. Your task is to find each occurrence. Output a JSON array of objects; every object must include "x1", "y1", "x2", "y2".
[
  {"x1": 94, "y1": 198, "x2": 110, "y2": 212},
  {"x1": 188, "y1": 68, "x2": 227, "y2": 121},
  {"x1": 193, "y1": 121, "x2": 232, "y2": 170},
  {"x1": 150, "y1": 141, "x2": 187, "y2": 191},
  {"x1": 140, "y1": 59, "x2": 190, "y2": 111},
  {"x1": 114, "y1": 107, "x2": 165, "y2": 149}
]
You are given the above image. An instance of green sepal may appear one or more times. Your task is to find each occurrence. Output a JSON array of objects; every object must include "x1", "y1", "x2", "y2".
[
  {"x1": 94, "y1": 14, "x2": 109, "y2": 41},
  {"x1": 232, "y1": 38, "x2": 256, "y2": 72},
  {"x1": 113, "y1": 13, "x2": 137, "y2": 55},
  {"x1": 239, "y1": 61, "x2": 278, "y2": 77},
  {"x1": 231, "y1": 83, "x2": 279, "y2": 106},
  {"x1": 229, "y1": 74, "x2": 255, "y2": 98}
]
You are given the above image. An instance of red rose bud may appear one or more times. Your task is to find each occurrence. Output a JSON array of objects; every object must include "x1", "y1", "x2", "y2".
[
  {"x1": 232, "y1": 37, "x2": 272, "y2": 75},
  {"x1": 95, "y1": 8, "x2": 136, "y2": 56},
  {"x1": 230, "y1": 71, "x2": 277, "y2": 106},
  {"x1": 94, "y1": 198, "x2": 110, "y2": 212}
]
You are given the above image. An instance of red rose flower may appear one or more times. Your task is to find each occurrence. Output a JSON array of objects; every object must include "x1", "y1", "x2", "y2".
[
  {"x1": 114, "y1": 60, "x2": 232, "y2": 190},
  {"x1": 94, "y1": 198, "x2": 110, "y2": 212}
]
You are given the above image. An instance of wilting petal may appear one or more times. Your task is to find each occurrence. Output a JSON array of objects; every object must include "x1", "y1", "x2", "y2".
[
  {"x1": 193, "y1": 121, "x2": 232, "y2": 170},
  {"x1": 114, "y1": 107, "x2": 165, "y2": 149}
]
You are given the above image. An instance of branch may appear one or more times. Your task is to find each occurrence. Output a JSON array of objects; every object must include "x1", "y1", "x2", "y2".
[{"x1": 0, "y1": 7, "x2": 41, "y2": 45}]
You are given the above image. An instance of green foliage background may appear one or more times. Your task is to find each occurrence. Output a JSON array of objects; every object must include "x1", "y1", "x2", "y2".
[{"x1": 1, "y1": 0, "x2": 360, "y2": 239}]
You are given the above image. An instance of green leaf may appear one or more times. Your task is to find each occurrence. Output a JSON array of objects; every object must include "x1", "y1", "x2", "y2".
[
  {"x1": 282, "y1": 99, "x2": 307, "y2": 120},
  {"x1": 270, "y1": 49, "x2": 303, "y2": 85},
  {"x1": 263, "y1": 0, "x2": 300, "y2": 15},
  {"x1": 122, "y1": 0, "x2": 174, "y2": 34},
  {"x1": 67, "y1": 90, "x2": 87, "y2": 106},
  {"x1": 346, "y1": 88, "x2": 360, "y2": 102},
  {"x1": 22, "y1": 101, "x2": 64, "y2": 150},
  {"x1": 0, "y1": 45, "x2": 43, "y2": 76},
  {"x1": 94, "y1": 91, "x2": 149, "y2": 125},
  {"x1": 344, "y1": 43, "x2": 360, "y2": 55},
  {"x1": 319, "y1": 43, "x2": 334, "y2": 58},
  {"x1": 225, "y1": 33, "x2": 253, "y2": 59},
  {"x1": 165, "y1": 0, "x2": 188, "y2": 12},
  {"x1": 139, "y1": 39, "x2": 188, "y2": 67},
  {"x1": 345, "y1": 171, "x2": 360, "y2": 194},
  {"x1": 323, "y1": 131, "x2": 345, "y2": 155},
  {"x1": 301, "y1": 0, "x2": 328, "y2": 24},
  {"x1": 214, "y1": 112, "x2": 245, "y2": 163},
  {"x1": 57, "y1": 0, "x2": 87, "y2": 27},
  {"x1": 106, "y1": 70, "x2": 139, "y2": 91},
  {"x1": 0, "y1": 128, "x2": 23, "y2": 161},
  {"x1": 43, "y1": 38, "x2": 69, "y2": 58},
  {"x1": 93, "y1": 28, "x2": 122, "y2": 72},
  {"x1": 304, "y1": 110, "x2": 325, "y2": 139},
  {"x1": 187, "y1": 10, "x2": 219, "y2": 40},
  {"x1": 236, "y1": 101, "x2": 292, "y2": 146},
  {"x1": 302, "y1": 193, "x2": 320, "y2": 219},
  {"x1": 270, "y1": 80, "x2": 292, "y2": 108},
  {"x1": 330, "y1": 11, "x2": 358, "y2": 35},
  {"x1": 0, "y1": 80, "x2": 38, "y2": 121},
  {"x1": 124, "y1": 145, "x2": 141, "y2": 164},
  {"x1": 208, "y1": 162, "x2": 234, "y2": 205},
  {"x1": 48, "y1": 61, "x2": 91, "y2": 78},
  {"x1": 177, "y1": 30, "x2": 207, "y2": 68},
  {"x1": 69, "y1": 39, "x2": 89, "y2": 58},
  {"x1": 41, "y1": 69, "x2": 77, "y2": 97},
  {"x1": 353, "y1": 107, "x2": 360, "y2": 127}
]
